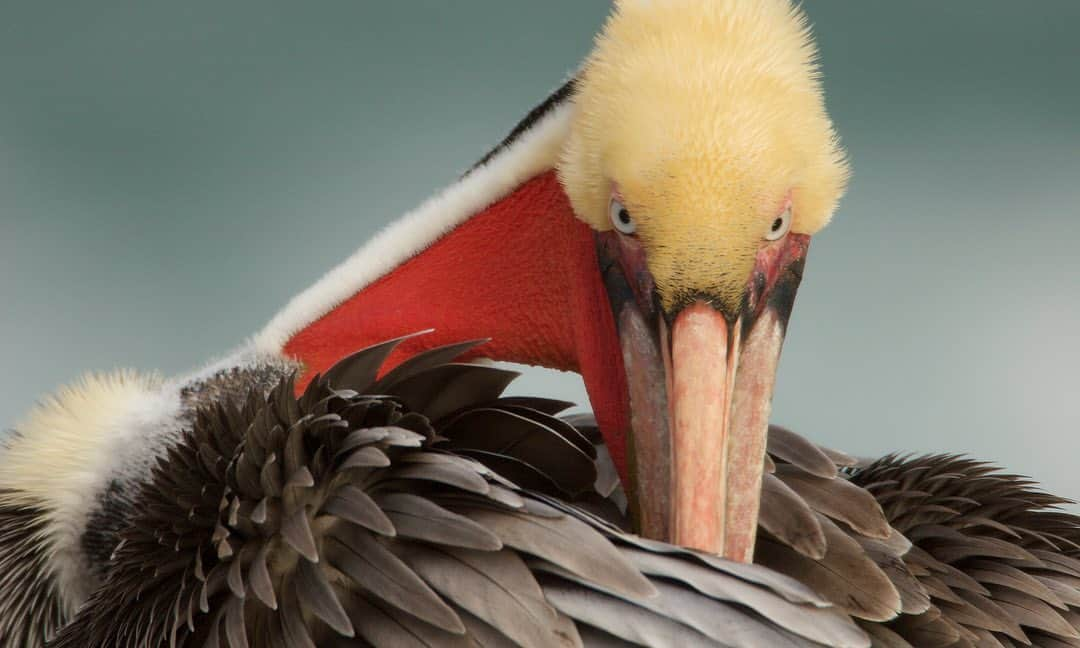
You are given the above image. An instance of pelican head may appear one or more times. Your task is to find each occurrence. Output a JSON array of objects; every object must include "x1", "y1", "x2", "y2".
[{"x1": 559, "y1": 0, "x2": 849, "y2": 559}]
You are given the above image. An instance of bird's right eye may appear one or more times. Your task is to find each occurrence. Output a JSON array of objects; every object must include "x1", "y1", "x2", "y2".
[
  {"x1": 765, "y1": 207, "x2": 792, "y2": 241},
  {"x1": 610, "y1": 199, "x2": 637, "y2": 235}
]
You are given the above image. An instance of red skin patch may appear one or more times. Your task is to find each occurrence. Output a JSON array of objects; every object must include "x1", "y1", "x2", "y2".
[{"x1": 283, "y1": 171, "x2": 631, "y2": 480}]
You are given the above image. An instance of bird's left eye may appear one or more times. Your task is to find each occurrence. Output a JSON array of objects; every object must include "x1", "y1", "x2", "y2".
[
  {"x1": 765, "y1": 208, "x2": 792, "y2": 241},
  {"x1": 610, "y1": 199, "x2": 637, "y2": 235}
]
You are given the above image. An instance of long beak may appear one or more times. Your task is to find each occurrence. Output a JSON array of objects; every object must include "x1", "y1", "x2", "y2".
[
  {"x1": 601, "y1": 233, "x2": 805, "y2": 562},
  {"x1": 668, "y1": 302, "x2": 784, "y2": 560},
  {"x1": 621, "y1": 302, "x2": 783, "y2": 561}
]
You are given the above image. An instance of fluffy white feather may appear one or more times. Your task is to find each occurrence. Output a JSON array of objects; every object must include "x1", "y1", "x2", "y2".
[{"x1": 0, "y1": 371, "x2": 180, "y2": 606}]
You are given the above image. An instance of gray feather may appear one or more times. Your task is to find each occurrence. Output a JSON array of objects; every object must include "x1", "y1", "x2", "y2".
[
  {"x1": 397, "y1": 544, "x2": 576, "y2": 648},
  {"x1": 371, "y1": 339, "x2": 488, "y2": 392},
  {"x1": 612, "y1": 533, "x2": 832, "y2": 607},
  {"x1": 760, "y1": 472, "x2": 827, "y2": 559},
  {"x1": 532, "y1": 558, "x2": 821, "y2": 648},
  {"x1": 344, "y1": 593, "x2": 469, "y2": 648},
  {"x1": 386, "y1": 364, "x2": 520, "y2": 422},
  {"x1": 965, "y1": 559, "x2": 1067, "y2": 610},
  {"x1": 539, "y1": 576, "x2": 725, "y2": 647},
  {"x1": 280, "y1": 507, "x2": 319, "y2": 563},
  {"x1": 620, "y1": 547, "x2": 870, "y2": 647},
  {"x1": 985, "y1": 585, "x2": 1080, "y2": 640},
  {"x1": 462, "y1": 501, "x2": 656, "y2": 600},
  {"x1": 391, "y1": 460, "x2": 492, "y2": 495},
  {"x1": 321, "y1": 484, "x2": 396, "y2": 536},
  {"x1": 323, "y1": 331, "x2": 432, "y2": 392},
  {"x1": 327, "y1": 527, "x2": 464, "y2": 634},
  {"x1": 856, "y1": 620, "x2": 914, "y2": 648},
  {"x1": 776, "y1": 465, "x2": 892, "y2": 539},
  {"x1": 295, "y1": 558, "x2": 354, "y2": 638},
  {"x1": 757, "y1": 514, "x2": 903, "y2": 622},
  {"x1": 767, "y1": 425, "x2": 838, "y2": 479},
  {"x1": 378, "y1": 492, "x2": 503, "y2": 551}
]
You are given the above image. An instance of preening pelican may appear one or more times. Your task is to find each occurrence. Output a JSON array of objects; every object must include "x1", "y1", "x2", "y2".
[{"x1": 1, "y1": 1, "x2": 1076, "y2": 646}]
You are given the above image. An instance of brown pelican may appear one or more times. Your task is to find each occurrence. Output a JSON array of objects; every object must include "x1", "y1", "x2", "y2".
[{"x1": 1, "y1": 0, "x2": 1077, "y2": 646}]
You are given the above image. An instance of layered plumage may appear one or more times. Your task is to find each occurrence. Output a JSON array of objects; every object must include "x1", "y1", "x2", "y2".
[
  {"x1": 27, "y1": 336, "x2": 1080, "y2": 647},
  {"x1": 44, "y1": 337, "x2": 867, "y2": 648},
  {"x1": 852, "y1": 456, "x2": 1080, "y2": 647}
]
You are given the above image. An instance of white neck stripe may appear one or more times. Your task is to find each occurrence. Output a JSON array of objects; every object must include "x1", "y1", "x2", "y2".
[{"x1": 253, "y1": 101, "x2": 575, "y2": 356}]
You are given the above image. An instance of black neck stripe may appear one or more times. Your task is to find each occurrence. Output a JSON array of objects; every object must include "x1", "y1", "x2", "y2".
[{"x1": 467, "y1": 76, "x2": 578, "y2": 174}]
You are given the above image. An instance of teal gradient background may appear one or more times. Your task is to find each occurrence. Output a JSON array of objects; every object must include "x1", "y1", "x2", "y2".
[{"x1": 2, "y1": 3, "x2": 1078, "y2": 502}]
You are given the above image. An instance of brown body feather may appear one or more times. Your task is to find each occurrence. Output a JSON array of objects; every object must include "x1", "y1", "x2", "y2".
[
  {"x1": 28, "y1": 337, "x2": 1080, "y2": 647},
  {"x1": 45, "y1": 339, "x2": 863, "y2": 648},
  {"x1": 852, "y1": 456, "x2": 1080, "y2": 648}
]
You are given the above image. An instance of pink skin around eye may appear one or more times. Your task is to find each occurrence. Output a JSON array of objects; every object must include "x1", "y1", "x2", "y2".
[
  {"x1": 768, "y1": 194, "x2": 793, "y2": 233},
  {"x1": 748, "y1": 191, "x2": 805, "y2": 316},
  {"x1": 605, "y1": 185, "x2": 801, "y2": 317},
  {"x1": 609, "y1": 186, "x2": 629, "y2": 225}
]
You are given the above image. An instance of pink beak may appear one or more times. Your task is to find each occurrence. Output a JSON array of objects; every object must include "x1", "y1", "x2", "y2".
[
  {"x1": 668, "y1": 302, "x2": 784, "y2": 560},
  {"x1": 607, "y1": 232, "x2": 808, "y2": 561}
]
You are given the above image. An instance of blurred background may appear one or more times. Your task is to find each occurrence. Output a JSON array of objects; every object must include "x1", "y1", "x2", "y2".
[{"x1": 1, "y1": 2, "x2": 1077, "y2": 502}]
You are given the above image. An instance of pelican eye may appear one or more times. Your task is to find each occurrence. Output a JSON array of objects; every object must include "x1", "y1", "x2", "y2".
[
  {"x1": 765, "y1": 207, "x2": 792, "y2": 241},
  {"x1": 610, "y1": 199, "x2": 636, "y2": 235}
]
